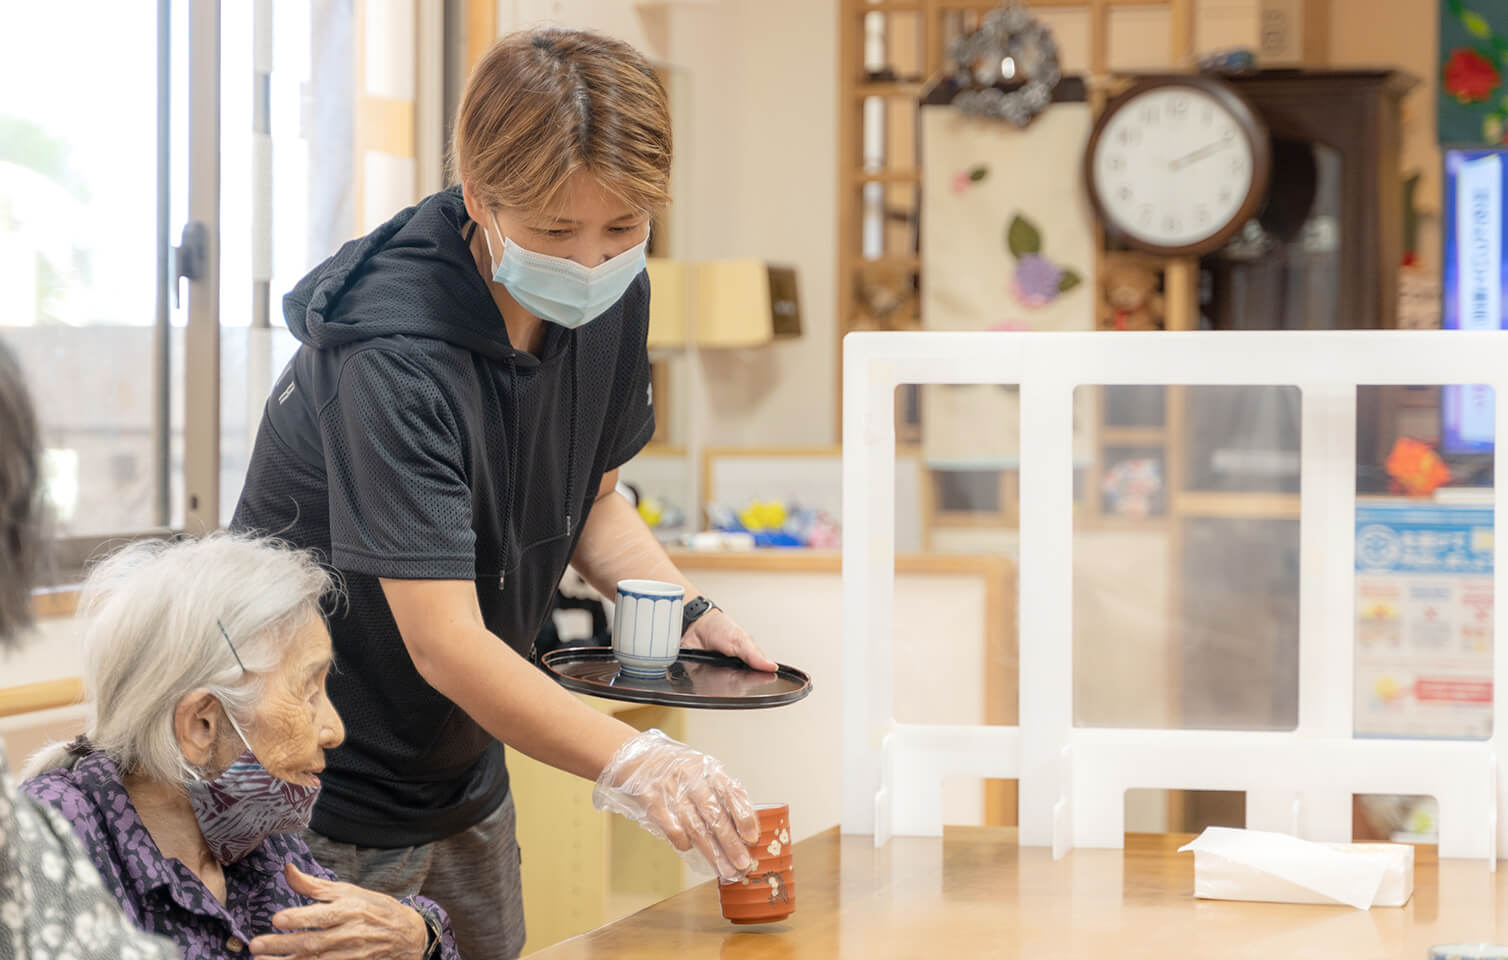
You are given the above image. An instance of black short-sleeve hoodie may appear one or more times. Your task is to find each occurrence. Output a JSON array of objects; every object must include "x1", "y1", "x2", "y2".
[{"x1": 232, "y1": 187, "x2": 655, "y2": 846}]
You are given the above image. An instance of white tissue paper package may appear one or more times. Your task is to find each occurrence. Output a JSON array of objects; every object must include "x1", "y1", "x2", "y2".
[{"x1": 1178, "y1": 827, "x2": 1414, "y2": 910}]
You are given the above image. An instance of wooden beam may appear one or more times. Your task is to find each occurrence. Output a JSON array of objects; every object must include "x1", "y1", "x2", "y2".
[
  {"x1": 836, "y1": 0, "x2": 863, "y2": 443},
  {"x1": 1102, "y1": 427, "x2": 1167, "y2": 446},
  {"x1": 1177, "y1": 491, "x2": 1303, "y2": 518},
  {"x1": 0, "y1": 678, "x2": 84, "y2": 720},
  {"x1": 1302, "y1": 0, "x2": 1331, "y2": 65},
  {"x1": 1170, "y1": 0, "x2": 1195, "y2": 65},
  {"x1": 465, "y1": 0, "x2": 497, "y2": 75},
  {"x1": 31, "y1": 588, "x2": 82, "y2": 620},
  {"x1": 983, "y1": 553, "x2": 1020, "y2": 826},
  {"x1": 1090, "y1": 0, "x2": 1110, "y2": 77},
  {"x1": 1163, "y1": 257, "x2": 1200, "y2": 332},
  {"x1": 357, "y1": 95, "x2": 415, "y2": 157}
]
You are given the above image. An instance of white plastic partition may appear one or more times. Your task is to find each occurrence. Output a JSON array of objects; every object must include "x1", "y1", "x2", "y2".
[{"x1": 841, "y1": 331, "x2": 1508, "y2": 862}]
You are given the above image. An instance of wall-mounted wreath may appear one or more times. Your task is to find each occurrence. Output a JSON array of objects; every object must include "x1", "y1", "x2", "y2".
[{"x1": 946, "y1": 2, "x2": 1061, "y2": 128}]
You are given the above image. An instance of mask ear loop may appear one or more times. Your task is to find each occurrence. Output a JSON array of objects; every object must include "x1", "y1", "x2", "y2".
[{"x1": 484, "y1": 210, "x2": 505, "y2": 276}]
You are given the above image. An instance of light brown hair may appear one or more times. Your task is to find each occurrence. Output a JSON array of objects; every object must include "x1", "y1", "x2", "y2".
[{"x1": 451, "y1": 28, "x2": 672, "y2": 218}]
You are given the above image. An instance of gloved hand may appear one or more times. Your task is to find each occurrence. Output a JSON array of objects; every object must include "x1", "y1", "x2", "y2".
[{"x1": 593, "y1": 729, "x2": 760, "y2": 880}]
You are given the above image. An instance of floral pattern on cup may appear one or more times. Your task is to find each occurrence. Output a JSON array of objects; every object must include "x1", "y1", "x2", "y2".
[{"x1": 719, "y1": 805, "x2": 796, "y2": 924}]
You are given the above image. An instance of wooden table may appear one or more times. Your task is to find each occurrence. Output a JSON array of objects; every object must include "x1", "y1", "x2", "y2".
[{"x1": 530, "y1": 828, "x2": 1508, "y2": 959}]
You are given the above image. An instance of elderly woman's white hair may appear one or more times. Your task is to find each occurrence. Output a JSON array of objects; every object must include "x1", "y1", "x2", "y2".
[{"x1": 25, "y1": 533, "x2": 338, "y2": 782}]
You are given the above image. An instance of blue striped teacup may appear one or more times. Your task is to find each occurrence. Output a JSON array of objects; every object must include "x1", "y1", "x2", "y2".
[{"x1": 612, "y1": 580, "x2": 686, "y2": 677}]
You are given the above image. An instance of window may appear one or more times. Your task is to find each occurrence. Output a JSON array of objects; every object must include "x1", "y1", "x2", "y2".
[{"x1": 0, "y1": 1, "x2": 182, "y2": 540}]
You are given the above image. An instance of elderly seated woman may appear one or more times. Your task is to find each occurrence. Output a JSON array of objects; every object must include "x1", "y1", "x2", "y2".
[{"x1": 22, "y1": 535, "x2": 460, "y2": 960}]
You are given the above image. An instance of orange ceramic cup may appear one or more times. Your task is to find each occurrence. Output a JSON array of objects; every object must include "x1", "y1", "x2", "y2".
[{"x1": 718, "y1": 803, "x2": 796, "y2": 925}]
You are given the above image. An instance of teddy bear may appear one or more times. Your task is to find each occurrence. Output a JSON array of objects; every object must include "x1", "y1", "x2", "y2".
[
  {"x1": 1098, "y1": 261, "x2": 1165, "y2": 332},
  {"x1": 852, "y1": 261, "x2": 920, "y2": 331}
]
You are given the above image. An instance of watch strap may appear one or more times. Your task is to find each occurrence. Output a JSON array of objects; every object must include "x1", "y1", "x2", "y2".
[{"x1": 682, "y1": 596, "x2": 719, "y2": 635}]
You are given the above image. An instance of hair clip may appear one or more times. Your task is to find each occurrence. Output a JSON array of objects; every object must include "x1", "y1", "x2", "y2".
[{"x1": 217, "y1": 619, "x2": 247, "y2": 673}]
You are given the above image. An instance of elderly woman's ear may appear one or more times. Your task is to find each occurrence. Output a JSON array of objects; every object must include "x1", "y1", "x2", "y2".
[{"x1": 174, "y1": 690, "x2": 235, "y2": 772}]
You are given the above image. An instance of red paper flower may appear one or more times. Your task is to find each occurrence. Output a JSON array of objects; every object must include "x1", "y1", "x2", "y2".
[
  {"x1": 1385, "y1": 437, "x2": 1452, "y2": 497},
  {"x1": 1445, "y1": 48, "x2": 1500, "y2": 104}
]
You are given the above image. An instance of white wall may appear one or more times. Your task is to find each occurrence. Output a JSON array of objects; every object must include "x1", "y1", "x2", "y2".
[
  {"x1": 670, "y1": 1, "x2": 838, "y2": 447},
  {"x1": 677, "y1": 566, "x2": 991, "y2": 841},
  {"x1": 496, "y1": 0, "x2": 840, "y2": 447}
]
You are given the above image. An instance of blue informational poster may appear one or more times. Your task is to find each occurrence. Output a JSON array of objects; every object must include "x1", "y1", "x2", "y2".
[
  {"x1": 1442, "y1": 149, "x2": 1508, "y2": 453},
  {"x1": 1354, "y1": 501, "x2": 1494, "y2": 739}
]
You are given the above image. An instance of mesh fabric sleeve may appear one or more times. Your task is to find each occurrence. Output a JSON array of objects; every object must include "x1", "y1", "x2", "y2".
[{"x1": 321, "y1": 348, "x2": 476, "y2": 579}]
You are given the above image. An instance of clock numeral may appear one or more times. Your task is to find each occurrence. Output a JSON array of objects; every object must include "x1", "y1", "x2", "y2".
[
  {"x1": 1195, "y1": 206, "x2": 1211, "y2": 226},
  {"x1": 1222, "y1": 128, "x2": 1236, "y2": 143},
  {"x1": 1117, "y1": 186, "x2": 1133, "y2": 202},
  {"x1": 1117, "y1": 127, "x2": 1141, "y2": 146},
  {"x1": 1141, "y1": 106, "x2": 1159, "y2": 125},
  {"x1": 1218, "y1": 188, "x2": 1233, "y2": 204},
  {"x1": 1163, "y1": 216, "x2": 1181, "y2": 234},
  {"x1": 1201, "y1": 107, "x2": 1213, "y2": 125},
  {"x1": 1139, "y1": 204, "x2": 1153, "y2": 226},
  {"x1": 1230, "y1": 158, "x2": 1245, "y2": 174},
  {"x1": 1170, "y1": 97, "x2": 1188, "y2": 116},
  {"x1": 1109, "y1": 155, "x2": 1126, "y2": 172}
]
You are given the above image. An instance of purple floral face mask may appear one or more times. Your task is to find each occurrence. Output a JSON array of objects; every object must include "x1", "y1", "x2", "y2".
[{"x1": 184, "y1": 711, "x2": 320, "y2": 865}]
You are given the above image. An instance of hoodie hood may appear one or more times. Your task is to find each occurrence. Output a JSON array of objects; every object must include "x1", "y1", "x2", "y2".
[{"x1": 283, "y1": 187, "x2": 531, "y2": 363}]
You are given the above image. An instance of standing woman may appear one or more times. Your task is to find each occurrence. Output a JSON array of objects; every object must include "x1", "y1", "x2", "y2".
[{"x1": 232, "y1": 28, "x2": 773, "y2": 960}]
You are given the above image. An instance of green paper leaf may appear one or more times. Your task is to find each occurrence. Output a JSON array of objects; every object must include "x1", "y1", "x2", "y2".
[
  {"x1": 1058, "y1": 269, "x2": 1082, "y2": 293},
  {"x1": 1006, "y1": 215, "x2": 1042, "y2": 258},
  {"x1": 1465, "y1": 10, "x2": 1492, "y2": 38},
  {"x1": 969, "y1": 165, "x2": 989, "y2": 182}
]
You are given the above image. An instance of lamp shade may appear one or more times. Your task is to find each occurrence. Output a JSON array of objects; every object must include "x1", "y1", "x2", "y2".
[
  {"x1": 692, "y1": 260, "x2": 802, "y2": 348},
  {"x1": 645, "y1": 258, "x2": 689, "y2": 349}
]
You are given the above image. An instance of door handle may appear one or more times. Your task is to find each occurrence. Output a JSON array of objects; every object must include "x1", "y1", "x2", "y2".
[{"x1": 171, "y1": 221, "x2": 208, "y2": 308}]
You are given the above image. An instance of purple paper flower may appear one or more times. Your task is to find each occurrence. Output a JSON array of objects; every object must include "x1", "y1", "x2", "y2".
[{"x1": 1012, "y1": 254, "x2": 1062, "y2": 308}]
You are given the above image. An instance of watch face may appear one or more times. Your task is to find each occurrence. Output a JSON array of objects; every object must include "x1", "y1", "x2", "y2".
[{"x1": 1090, "y1": 84, "x2": 1261, "y2": 252}]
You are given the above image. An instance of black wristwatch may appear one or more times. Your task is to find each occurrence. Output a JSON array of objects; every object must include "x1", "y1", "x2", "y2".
[{"x1": 682, "y1": 596, "x2": 720, "y2": 635}]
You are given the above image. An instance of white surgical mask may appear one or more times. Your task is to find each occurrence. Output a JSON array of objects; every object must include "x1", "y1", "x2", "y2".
[{"x1": 484, "y1": 212, "x2": 647, "y2": 329}]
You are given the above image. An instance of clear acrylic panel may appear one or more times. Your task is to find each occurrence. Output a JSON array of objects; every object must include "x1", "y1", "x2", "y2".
[
  {"x1": 1354, "y1": 385, "x2": 1494, "y2": 744},
  {"x1": 1073, "y1": 384, "x2": 1302, "y2": 732},
  {"x1": 894, "y1": 383, "x2": 1020, "y2": 826}
]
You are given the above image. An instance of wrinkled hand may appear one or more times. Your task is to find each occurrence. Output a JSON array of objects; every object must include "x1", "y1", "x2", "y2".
[
  {"x1": 249, "y1": 864, "x2": 428, "y2": 960},
  {"x1": 681, "y1": 609, "x2": 778, "y2": 672},
  {"x1": 594, "y1": 729, "x2": 760, "y2": 881}
]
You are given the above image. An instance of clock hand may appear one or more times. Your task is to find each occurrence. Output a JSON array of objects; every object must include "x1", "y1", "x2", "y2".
[{"x1": 1168, "y1": 139, "x2": 1232, "y2": 171}]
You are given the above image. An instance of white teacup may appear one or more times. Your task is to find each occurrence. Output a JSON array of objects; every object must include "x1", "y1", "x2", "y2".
[{"x1": 612, "y1": 579, "x2": 686, "y2": 677}]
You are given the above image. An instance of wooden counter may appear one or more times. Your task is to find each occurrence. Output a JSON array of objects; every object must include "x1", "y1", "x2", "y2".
[{"x1": 530, "y1": 828, "x2": 1503, "y2": 960}]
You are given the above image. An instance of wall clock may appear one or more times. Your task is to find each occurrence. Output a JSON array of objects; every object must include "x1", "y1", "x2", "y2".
[{"x1": 1084, "y1": 75, "x2": 1272, "y2": 257}]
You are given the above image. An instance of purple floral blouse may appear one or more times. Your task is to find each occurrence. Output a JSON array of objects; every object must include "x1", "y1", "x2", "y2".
[{"x1": 22, "y1": 752, "x2": 459, "y2": 960}]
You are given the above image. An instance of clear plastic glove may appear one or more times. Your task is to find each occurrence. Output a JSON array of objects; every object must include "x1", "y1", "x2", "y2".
[{"x1": 593, "y1": 729, "x2": 760, "y2": 880}]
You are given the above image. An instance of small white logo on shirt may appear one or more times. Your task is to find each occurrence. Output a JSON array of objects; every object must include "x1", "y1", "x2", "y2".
[
  {"x1": 278, "y1": 382, "x2": 296, "y2": 405},
  {"x1": 647, "y1": 382, "x2": 653, "y2": 406}
]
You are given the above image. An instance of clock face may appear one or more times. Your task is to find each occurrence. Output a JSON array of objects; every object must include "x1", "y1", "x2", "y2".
[{"x1": 1089, "y1": 83, "x2": 1267, "y2": 254}]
